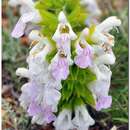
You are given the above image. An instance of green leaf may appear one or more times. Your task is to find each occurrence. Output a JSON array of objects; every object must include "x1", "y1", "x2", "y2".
[
  {"x1": 61, "y1": 84, "x2": 73, "y2": 101},
  {"x1": 39, "y1": 10, "x2": 58, "y2": 35},
  {"x1": 68, "y1": 5, "x2": 88, "y2": 29},
  {"x1": 58, "y1": 64, "x2": 96, "y2": 111},
  {"x1": 112, "y1": 117, "x2": 128, "y2": 123},
  {"x1": 81, "y1": 87, "x2": 96, "y2": 106}
]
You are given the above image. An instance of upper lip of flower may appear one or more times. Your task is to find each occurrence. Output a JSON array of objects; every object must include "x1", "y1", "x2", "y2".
[
  {"x1": 86, "y1": 16, "x2": 121, "y2": 45},
  {"x1": 96, "y1": 16, "x2": 121, "y2": 32},
  {"x1": 52, "y1": 11, "x2": 77, "y2": 42}
]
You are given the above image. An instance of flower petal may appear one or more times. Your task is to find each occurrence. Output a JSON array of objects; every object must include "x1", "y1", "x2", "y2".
[
  {"x1": 50, "y1": 54, "x2": 69, "y2": 81},
  {"x1": 27, "y1": 101, "x2": 42, "y2": 116},
  {"x1": 72, "y1": 106, "x2": 95, "y2": 130},
  {"x1": 96, "y1": 16, "x2": 121, "y2": 32},
  {"x1": 96, "y1": 96, "x2": 112, "y2": 111},
  {"x1": 16, "y1": 68, "x2": 29, "y2": 78},
  {"x1": 54, "y1": 109, "x2": 74, "y2": 130},
  {"x1": 75, "y1": 42, "x2": 93, "y2": 68},
  {"x1": 11, "y1": 18, "x2": 26, "y2": 38}
]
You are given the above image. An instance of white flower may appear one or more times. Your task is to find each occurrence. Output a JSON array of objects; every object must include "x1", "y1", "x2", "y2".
[
  {"x1": 80, "y1": 0, "x2": 101, "y2": 16},
  {"x1": 16, "y1": 68, "x2": 29, "y2": 78},
  {"x1": 11, "y1": 12, "x2": 41, "y2": 38},
  {"x1": 90, "y1": 64, "x2": 105, "y2": 80},
  {"x1": 89, "y1": 65, "x2": 112, "y2": 111},
  {"x1": 52, "y1": 11, "x2": 77, "y2": 65},
  {"x1": 74, "y1": 28, "x2": 94, "y2": 68},
  {"x1": 89, "y1": 64, "x2": 112, "y2": 97},
  {"x1": 54, "y1": 109, "x2": 74, "y2": 130},
  {"x1": 20, "y1": 81, "x2": 61, "y2": 113},
  {"x1": 19, "y1": 93, "x2": 30, "y2": 109},
  {"x1": 29, "y1": 30, "x2": 43, "y2": 41},
  {"x1": 88, "y1": 41, "x2": 114, "y2": 111},
  {"x1": 45, "y1": 75, "x2": 62, "y2": 90},
  {"x1": 32, "y1": 114, "x2": 46, "y2": 125},
  {"x1": 52, "y1": 11, "x2": 77, "y2": 42},
  {"x1": 28, "y1": 30, "x2": 51, "y2": 59},
  {"x1": 94, "y1": 51, "x2": 116, "y2": 65},
  {"x1": 16, "y1": 39, "x2": 62, "y2": 88},
  {"x1": 16, "y1": 59, "x2": 49, "y2": 85},
  {"x1": 72, "y1": 105, "x2": 95, "y2": 130},
  {"x1": 49, "y1": 50, "x2": 70, "y2": 81},
  {"x1": 20, "y1": 35, "x2": 53, "y2": 86},
  {"x1": 25, "y1": 38, "x2": 51, "y2": 84},
  {"x1": 89, "y1": 43, "x2": 116, "y2": 80},
  {"x1": 20, "y1": 11, "x2": 41, "y2": 24},
  {"x1": 41, "y1": 87, "x2": 61, "y2": 112},
  {"x1": 8, "y1": 0, "x2": 35, "y2": 14},
  {"x1": 96, "y1": 16, "x2": 121, "y2": 32},
  {"x1": 30, "y1": 104, "x2": 56, "y2": 125},
  {"x1": 93, "y1": 44, "x2": 116, "y2": 65},
  {"x1": 17, "y1": 39, "x2": 62, "y2": 112},
  {"x1": 34, "y1": 82, "x2": 61, "y2": 112},
  {"x1": 19, "y1": 82, "x2": 39, "y2": 109},
  {"x1": 10, "y1": 0, "x2": 41, "y2": 38},
  {"x1": 91, "y1": 16, "x2": 121, "y2": 45},
  {"x1": 19, "y1": 79, "x2": 61, "y2": 112}
]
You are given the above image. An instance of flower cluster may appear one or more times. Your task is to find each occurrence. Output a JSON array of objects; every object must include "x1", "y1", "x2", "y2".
[{"x1": 9, "y1": 0, "x2": 121, "y2": 130}]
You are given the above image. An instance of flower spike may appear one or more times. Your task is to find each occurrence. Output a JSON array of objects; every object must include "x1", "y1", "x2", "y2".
[{"x1": 9, "y1": 0, "x2": 122, "y2": 129}]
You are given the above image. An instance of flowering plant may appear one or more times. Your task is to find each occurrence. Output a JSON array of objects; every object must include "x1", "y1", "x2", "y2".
[{"x1": 9, "y1": 0, "x2": 121, "y2": 129}]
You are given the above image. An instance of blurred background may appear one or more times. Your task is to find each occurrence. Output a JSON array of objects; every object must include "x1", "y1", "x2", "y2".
[{"x1": 2, "y1": 0, "x2": 128, "y2": 130}]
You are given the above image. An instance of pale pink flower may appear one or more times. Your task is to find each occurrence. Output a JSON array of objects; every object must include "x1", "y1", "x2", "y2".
[
  {"x1": 75, "y1": 40, "x2": 93, "y2": 68},
  {"x1": 96, "y1": 96, "x2": 112, "y2": 111},
  {"x1": 50, "y1": 52, "x2": 69, "y2": 81}
]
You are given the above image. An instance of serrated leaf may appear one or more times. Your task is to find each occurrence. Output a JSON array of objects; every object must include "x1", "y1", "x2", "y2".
[
  {"x1": 81, "y1": 87, "x2": 95, "y2": 106},
  {"x1": 58, "y1": 64, "x2": 96, "y2": 111},
  {"x1": 61, "y1": 85, "x2": 73, "y2": 101},
  {"x1": 68, "y1": 5, "x2": 88, "y2": 28},
  {"x1": 39, "y1": 10, "x2": 58, "y2": 31}
]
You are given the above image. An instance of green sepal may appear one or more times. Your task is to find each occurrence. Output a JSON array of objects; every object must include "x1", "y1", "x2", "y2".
[{"x1": 86, "y1": 24, "x2": 96, "y2": 45}]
